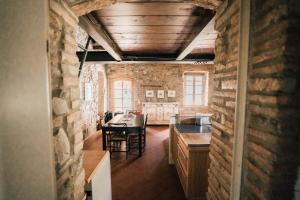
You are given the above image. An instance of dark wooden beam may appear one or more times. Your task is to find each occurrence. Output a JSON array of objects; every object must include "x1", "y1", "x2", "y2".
[
  {"x1": 176, "y1": 14, "x2": 215, "y2": 61},
  {"x1": 76, "y1": 51, "x2": 214, "y2": 63},
  {"x1": 79, "y1": 15, "x2": 122, "y2": 61}
]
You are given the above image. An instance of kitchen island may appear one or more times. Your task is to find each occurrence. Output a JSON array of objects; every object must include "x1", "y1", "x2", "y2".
[{"x1": 169, "y1": 115, "x2": 211, "y2": 200}]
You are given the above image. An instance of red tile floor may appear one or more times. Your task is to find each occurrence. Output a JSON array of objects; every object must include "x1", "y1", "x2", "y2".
[{"x1": 84, "y1": 126, "x2": 186, "y2": 200}]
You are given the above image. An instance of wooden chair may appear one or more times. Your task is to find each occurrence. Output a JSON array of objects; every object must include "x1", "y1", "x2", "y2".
[
  {"x1": 129, "y1": 114, "x2": 148, "y2": 152},
  {"x1": 127, "y1": 110, "x2": 141, "y2": 115},
  {"x1": 107, "y1": 123, "x2": 130, "y2": 159}
]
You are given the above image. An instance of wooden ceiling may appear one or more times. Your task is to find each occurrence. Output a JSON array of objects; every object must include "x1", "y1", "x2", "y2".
[{"x1": 78, "y1": 2, "x2": 217, "y2": 62}]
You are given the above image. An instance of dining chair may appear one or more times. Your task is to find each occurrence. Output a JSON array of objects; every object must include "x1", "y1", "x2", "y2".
[
  {"x1": 127, "y1": 110, "x2": 141, "y2": 115},
  {"x1": 128, "y1": 114, "x2": 148, "y2": 152},
  {"x1": 107, "y1": 123, "x2": 130, "y2": 159}
]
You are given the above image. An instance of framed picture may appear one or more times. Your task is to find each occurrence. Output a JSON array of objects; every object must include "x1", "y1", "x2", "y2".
[
  {"x1": 145, "y1": 90, "x2": 154, "y2": 97},
  {"x1": 157, "y1": 90, "x2": 165, "y2": 98},
  {"x1": 168, "y1": 90, "x2": 176, "y2": 97}
]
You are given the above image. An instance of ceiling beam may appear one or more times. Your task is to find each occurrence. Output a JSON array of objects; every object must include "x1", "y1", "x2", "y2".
[
  {"x1": 76, "y1": 51, "x2": 214, "y2": 63},
  {"x1": 78, "y1": 15, "x2": 122, "y2": 61},
  {"x1": 176, "y1": 16, "x2": 215, "y2": 61}
]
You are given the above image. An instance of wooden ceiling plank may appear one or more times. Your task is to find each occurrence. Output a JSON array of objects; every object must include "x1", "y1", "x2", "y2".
[
  {"x1": 78, "y1": 16, "x2": 122, "y2": 61},
  {"x1": 99, "y1": 16, "x2": 200, "y2": 26},
  {"x1": 114, "y1": 39, "x2": 187, "y2": 44},
  {"x1": 96, "y1": 3, "x2": 196, "y2": 16},
  {"x1": 111, "y1": 33, "x2": 190, "y2": 40},
  {"x1": 176, "y1": 16, "x2": 215, "y2": 60},
  {"x1": 106, "y1": 25, "x2": 193, "y2": 34}
]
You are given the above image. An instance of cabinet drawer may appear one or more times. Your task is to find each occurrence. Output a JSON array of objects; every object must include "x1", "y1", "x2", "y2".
[
  {"x1": 177, "y1": 143, "x2": 188, "y2": 174},
  {"x1": 176, "y1": 158, "x2": 187, "y2": 196},
  {"x1": 177, "y1": 135, "x2": 189, "y2": 158}
]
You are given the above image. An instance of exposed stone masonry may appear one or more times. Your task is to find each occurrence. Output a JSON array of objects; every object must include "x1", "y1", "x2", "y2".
[
  {"x1": 207, "y1": 0, "x2": 239, "y2": 199},
  {"x1": 49, "y1": 1, "x2": 85, "y2": 199},
  {"x1": 80, "y1": 64, "x2": 99, "y2": 139},
  {"x1": 106, "y1": 64, "x2": 214, "y2": 114}
]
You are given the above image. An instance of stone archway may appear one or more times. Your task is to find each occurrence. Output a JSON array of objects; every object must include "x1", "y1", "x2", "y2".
[
  {"x1": 49, "y1": 0, "x2": 238, "y2": 200},
  {"x1": 50, "y1": 0, "x2": 300, "y2": 199}
]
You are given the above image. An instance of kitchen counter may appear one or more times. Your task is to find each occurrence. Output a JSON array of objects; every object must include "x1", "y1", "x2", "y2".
[
  {"x1": 83, "y1": 150, "x2": 108, "y2": 183},
  {"x1": 170, "y1": 122, "x2": 211, "y2": 199},
  {"x1": 174, "y1": 125, "x2": 211, "y2": 147}
]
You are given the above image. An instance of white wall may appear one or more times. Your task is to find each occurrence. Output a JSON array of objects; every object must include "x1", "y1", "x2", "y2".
[{"x1": 0, "y1": 0, "x2": 56, "y2": 199}]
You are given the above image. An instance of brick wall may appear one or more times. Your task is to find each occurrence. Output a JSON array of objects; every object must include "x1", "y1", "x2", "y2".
[
  {"x1": 49, "y1": 1, "x2": 85, "y2": 199},
  {"x1": 106, "y1": 64, "x2": 214, "y2": 114},
  {"x1": 207, "y1": 0, "x2": 240, "y2": 199},
  {"x1": 243, "y1": 0, "x2": 300, "y2": 199}
]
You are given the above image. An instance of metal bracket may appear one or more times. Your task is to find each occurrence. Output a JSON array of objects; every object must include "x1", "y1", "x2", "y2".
[{"x1": 78, "y1": 36, "x2": 92, "y2": 77}]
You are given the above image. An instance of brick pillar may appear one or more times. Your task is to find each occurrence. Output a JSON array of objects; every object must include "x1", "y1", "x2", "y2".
[
  {"x1": 207, "y1": 0, "x2": 240, "y2": 199},
  {"x1": 243, "y1": 0, "x2": 300, "y2": 199}
]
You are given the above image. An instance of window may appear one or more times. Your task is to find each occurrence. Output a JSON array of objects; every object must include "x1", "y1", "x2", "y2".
[
  {"x1": 183, "y1": 73, "x2": 208, "y2": 106},
  {"x1": 113, "y1": 80, "x2": 132, "y2": 112}
]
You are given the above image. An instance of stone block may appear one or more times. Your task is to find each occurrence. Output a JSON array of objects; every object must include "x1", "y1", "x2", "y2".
[
  {"x1": 71, "y1": 87, "x2": 80, "y2": 100},
  {"x1": 67, "y1": 111, "x2": 81, "y2": 123},
  {"x1": 63, "y1": 76, "x2": 79, "y2": 87},
  {"x1": 62, "y1": 52, "x2": 79, "y2": 65},
  {"x1": 74, "y1": 131, "x2": 83, "y2": 144},
  {"x1": 73, "y1": 169, "x2": 85, "y2": 200},
  {"x1": 221, "y1": 80, "x2": 237, "y2": 90},
  {"x1": 54, "y1": 128, "x2": 71, "y2": 166},
  {"x1": 62, "y1": 64, "x2": 79, "y2": 76},
  {"x1": 52, "y1": 97, "x2": 69, "y2": 115},
  {"x1": 74, "y1": 141, "x2": 83, "y2": 156},
  {"x1": 72, "y1": 100, "x2": 81, "y2": 109},
  {"x1": 53, "y1": 116, "x2": 63, "y2": 128},
  {"x1": 249, "y1": 78, "x2": 296, "y2": 93}
]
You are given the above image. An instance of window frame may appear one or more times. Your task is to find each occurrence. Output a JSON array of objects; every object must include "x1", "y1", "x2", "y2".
[
  {"x1": 112, "y1": 79, "x2": 133, "y2": 112},
  {"x1": 183, "y1": 72, "x2": 208, "y2": 107}
]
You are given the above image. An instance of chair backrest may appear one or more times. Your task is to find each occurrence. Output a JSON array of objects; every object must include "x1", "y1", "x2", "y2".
[
  {"x1": 127, "y1": 110, "x2": 141, "y2": 115},
  {"x1": 143, "y1": 114, "x2": 148, "y2": 130},
  {"x1": 104, "y1": 111, "x2": 113, "y2": 123},
  {"x1": 108, "y1": 123, "x2": 127, "y2": 127},
  {"x1": 108, "y1": 123, "x2": 127, "y2": 135},
  {"x1": 114, "y1": 111, "x2": 124, "y2": 116}
]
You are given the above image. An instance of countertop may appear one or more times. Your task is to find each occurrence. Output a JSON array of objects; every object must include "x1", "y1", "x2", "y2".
[
  {"x1": 174, "y1": 125, "x2": 211, "y2": 147},
  {"x1": 83, "y1": 150, "x2": 108, "y2": 183}
]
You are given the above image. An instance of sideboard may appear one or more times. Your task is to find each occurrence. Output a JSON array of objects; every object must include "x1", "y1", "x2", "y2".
[{"x1": 142, "y1": 102, "x2": 179, "y2": 125}]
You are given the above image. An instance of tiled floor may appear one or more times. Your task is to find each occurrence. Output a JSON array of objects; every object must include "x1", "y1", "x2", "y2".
[{"x1": 84, "y1": 126, "x2": 186, "y2": 200}]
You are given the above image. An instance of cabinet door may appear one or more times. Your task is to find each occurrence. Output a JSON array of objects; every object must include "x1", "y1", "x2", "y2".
[
  {"x1": 157, "y1": 106, "x2": 164, "y2": 121},
  {"x1": 145, "y1": 105, "x2": 157, "y2": 121},
  {"x1": 163, "y1": 106, "x2": 174, "y2": 121}
]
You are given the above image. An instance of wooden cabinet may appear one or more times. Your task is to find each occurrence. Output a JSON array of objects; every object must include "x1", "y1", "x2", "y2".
[
  {"x1": 172, "y1": 128, "x2": 210, "y2": 200},
  {"x1": 142, "y1": 102, "x2": 179, "y2": 124}
]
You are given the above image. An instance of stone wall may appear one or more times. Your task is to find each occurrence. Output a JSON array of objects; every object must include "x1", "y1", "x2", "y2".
[
  {"x1": 106, "y1": 64, "x2": 214, "y2": 114},
  {"x1": 207, "y1": 0, "x2": 239, "y2": 199},
  {"x1": 243, "y1": 0, "x2": 300, "y2": 199},
  {"x1": 49, "y1": 1, "x2": 85, "y2": 199},
  {"x1": 98, "y1": 66, "x2": 108, "y2": 116},
  {"x1": 80, "y1": 64, "x2": 98, "y2": 138}
]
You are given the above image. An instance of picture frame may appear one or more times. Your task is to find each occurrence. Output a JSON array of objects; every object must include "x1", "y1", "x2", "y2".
[
  {"x1": 145, "y1": 90, "x2": 154, "y2": 98},
  {"x1": 157, "y1": 90, "x2": 165, "y2": 98},
  {"x1": 167, "y1": 90, "x2": 176, "y2": 98}
]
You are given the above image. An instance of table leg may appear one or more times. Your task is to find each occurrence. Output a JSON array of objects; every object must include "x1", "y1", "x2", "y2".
[
  {"x1": 139, "y1": 128, "x2": 142, "y2": 157},
  {"x1": 102, "y1": 130, "x2": 106, "y2": 150}
]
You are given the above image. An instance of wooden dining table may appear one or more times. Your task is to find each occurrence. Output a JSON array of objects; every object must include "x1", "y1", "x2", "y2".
[{"x1": 101, "y1": 114, "x2": 145, "y2": 157}]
